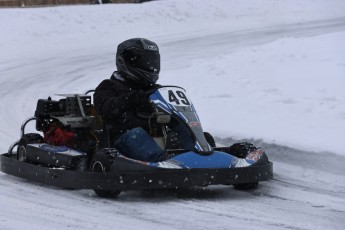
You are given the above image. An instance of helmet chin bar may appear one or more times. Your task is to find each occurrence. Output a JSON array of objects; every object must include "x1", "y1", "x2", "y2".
[
  {"x1": 116, "y1": 54, "x2": 159, "y2": 87},
  {"x1": 124, "y1": 65, "x2": 159, "y2": 87}
]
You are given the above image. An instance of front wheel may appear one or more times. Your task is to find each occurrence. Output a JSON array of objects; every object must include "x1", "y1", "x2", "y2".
[
  {"x1": 89, "y1": 152, "x2": 121, "y2": 198},
  {"x1": 204, "y1": 132, "x2": 216, "y2": 148}
]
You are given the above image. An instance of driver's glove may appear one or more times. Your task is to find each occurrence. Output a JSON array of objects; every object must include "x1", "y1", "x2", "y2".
[{"x1": 127, "y1": 90, "x2": 149, "y2": 109}]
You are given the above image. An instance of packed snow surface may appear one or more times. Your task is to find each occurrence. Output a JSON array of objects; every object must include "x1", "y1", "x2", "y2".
[{"x1": 0, "y1": 0, "x2": 345, "y2": 229}]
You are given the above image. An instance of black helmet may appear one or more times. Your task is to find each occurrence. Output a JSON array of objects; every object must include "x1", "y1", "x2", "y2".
[{"x1": 116, "y1": 38, "x2": 160, "y2": 86}]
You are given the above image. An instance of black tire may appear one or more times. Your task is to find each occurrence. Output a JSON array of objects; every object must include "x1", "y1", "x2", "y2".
[
  {"x1": 204, "y1": 132, "x2": 216, "y2": 147},
  {"x1": 89, "y1": 152, "x2": 121, "y2": 198},
  {"x1": 17, "y1": 133, "x2": 44, "y2": 161},
  {"x1": 17, "y1": 145, "x2": 28, "y2": 162}
]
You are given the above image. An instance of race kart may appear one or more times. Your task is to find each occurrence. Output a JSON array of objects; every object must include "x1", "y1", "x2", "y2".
[{"x1": 0, "y1": 86, "x2": 273, "y2": 198}]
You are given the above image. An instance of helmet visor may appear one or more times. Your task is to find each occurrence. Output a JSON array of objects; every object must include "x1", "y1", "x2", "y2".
[{"x1": 123, "y1": 48, "x2": 160, "y2": 74}]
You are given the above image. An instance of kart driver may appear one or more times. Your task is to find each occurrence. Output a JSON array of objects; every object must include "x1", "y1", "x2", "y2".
[{"x1": 94, "y1": 38, "x2": 193, "y2": 162}]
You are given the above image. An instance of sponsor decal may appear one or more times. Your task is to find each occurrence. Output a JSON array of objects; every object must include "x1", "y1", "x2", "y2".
[
  {"x1": 230, "y1": 158, "x2": 239, "y2": 168},
  {"x1": 246, "y1": 148, "x2": 264, "y2": 161},
  {"x1": 189, "y1": 121, "x2": 201, "y2": 127},
  {"x1": 39, "y1": 144, "x2": 70, "y2": 153},
  {"x1": 235, "y1": 159, "x2": 251, "y2": 168},
  {"x1": 157, "y1": 161, "x2": 183, "y2": 169},
  {"x1": 145, "y1": 45, "x2": 158, "y2": 51}
]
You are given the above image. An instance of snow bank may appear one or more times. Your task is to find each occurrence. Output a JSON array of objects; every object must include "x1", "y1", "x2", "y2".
[{"x1": 1, "y1": 0, "x2": 345, "y2": 155}]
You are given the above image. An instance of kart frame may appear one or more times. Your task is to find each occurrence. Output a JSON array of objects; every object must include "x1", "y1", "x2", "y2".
[{"x1": 0, "y1": 152, "x2": 273, "y2": 190}]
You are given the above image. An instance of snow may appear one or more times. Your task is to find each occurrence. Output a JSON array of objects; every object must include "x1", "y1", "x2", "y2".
[{"x1": 0, "y1": 0, "x2": 345, "y2": 229}]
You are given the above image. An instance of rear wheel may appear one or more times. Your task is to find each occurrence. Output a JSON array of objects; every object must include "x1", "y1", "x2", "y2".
[
  {"x1": 17, "y1": 145, "x2": 27, "y2": 162},
  {"x1": 90, "y1": 152, "x2": 121, "y2": 198},
  {"x1": 17, "y1": 133, "x2": 43, "y2": 161}
]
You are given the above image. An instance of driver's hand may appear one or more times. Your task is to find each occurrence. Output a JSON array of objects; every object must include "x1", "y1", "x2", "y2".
[{"x1": 128, "y1": 90, "x2": 149, "y2": 108}]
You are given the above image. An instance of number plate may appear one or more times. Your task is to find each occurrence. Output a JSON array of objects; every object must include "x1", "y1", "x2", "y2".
[{"x1": 158, "y1": 87, "x2": 191, "y2": 107}]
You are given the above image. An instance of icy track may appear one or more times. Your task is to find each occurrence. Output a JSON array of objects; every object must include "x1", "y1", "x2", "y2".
[
  {"x1": 0, "y1": 140, "x2": 344, "y2": 230},
  {"x1": 1, "y1": 1, "x2": 345, "y2": 229}
]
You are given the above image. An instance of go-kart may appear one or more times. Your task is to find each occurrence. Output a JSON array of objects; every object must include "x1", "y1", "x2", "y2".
[{"x1": 0, "y1": 86, "x2": 273, "y2": 197}]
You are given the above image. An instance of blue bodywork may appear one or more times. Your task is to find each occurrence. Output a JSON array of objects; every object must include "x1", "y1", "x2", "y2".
[
  {"x1": 149, "y1": 86, "x2": 213, "y2": 153},
  {"x1": 120, "y1": 86, "x2": 265, "y2": 170},
  {"x1": 29, "y1": 86, "x2": 264, "y2": 170}
]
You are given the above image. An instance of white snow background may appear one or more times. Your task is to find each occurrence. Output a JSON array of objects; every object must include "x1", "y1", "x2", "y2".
[{"x1": 0, "y1": 0, "x2": 345, "y2": 229}]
